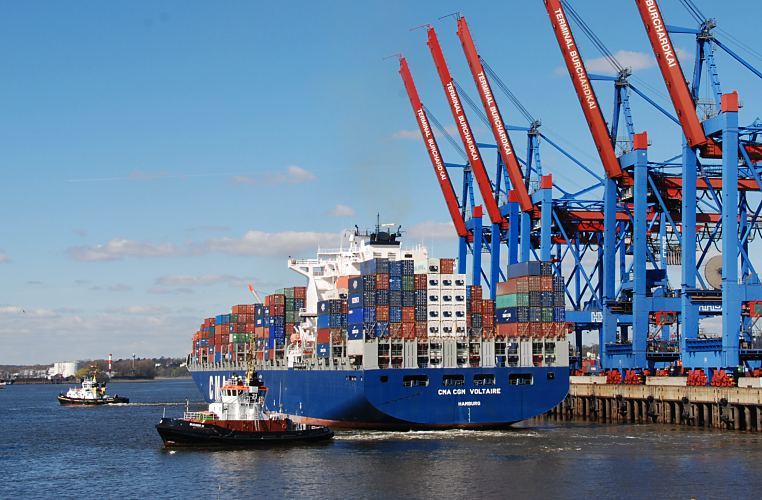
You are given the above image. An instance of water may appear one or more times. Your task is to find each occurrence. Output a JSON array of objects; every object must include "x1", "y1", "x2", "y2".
[{"x1": 2, "y1": 379, "x2": 760, "y2": 499}]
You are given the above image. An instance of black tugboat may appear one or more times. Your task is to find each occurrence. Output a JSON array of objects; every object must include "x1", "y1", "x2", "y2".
[
  {"x1": 57, "y1": 371, "x2": 129, "y2": 406},
  {"x1": 156, "y1": 372, "x2": 333, "y2": 447}
]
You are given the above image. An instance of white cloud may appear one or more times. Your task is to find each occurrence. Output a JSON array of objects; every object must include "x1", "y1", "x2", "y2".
[
  {"x1": 327, "y1": 204, "x2": 355, "y2": 217},
  {"x1": 554, "y1": 50, "x2": 661, "y2": 77},
  {"x1": 231, "y1": 165, "x2": 316, "y2": 186},
  {"x1": 0, "y1": 305, "x2": 57, "y2": 318},
  {"x1": 67, "y1": 230, "x2": 341, "y2": 262},
  {"x1": 204, "y1": 230, "x2": 340, "y2": 257},
  {"x1": 406, "y1": 221, "x2": 459, "y2": 241},
  {"x1": 0, "y1": 305, "x2": 202, "y2": 363},
  {"x1": 66, "y1": 239, "x2": 181, "y2": 261},
  {"x1": 391, "y1": 129, "x2": 421, "y2": 140},
  {"x1": 584, "y1": 50, "x2": 655, "y2": 74}
]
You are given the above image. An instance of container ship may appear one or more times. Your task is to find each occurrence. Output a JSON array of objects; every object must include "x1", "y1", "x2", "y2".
[{"x1": 186, "y1": 224, "x2": 570, "y2": 429}]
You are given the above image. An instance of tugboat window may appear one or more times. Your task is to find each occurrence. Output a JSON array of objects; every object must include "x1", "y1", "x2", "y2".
[{"x1": 442, "y1": 375, "x2": 465, "y2": 386}]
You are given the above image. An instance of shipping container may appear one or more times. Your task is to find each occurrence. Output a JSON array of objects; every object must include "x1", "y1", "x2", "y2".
[{"x1": 507, "y1": 261, "x2": 541, "y2": 278}]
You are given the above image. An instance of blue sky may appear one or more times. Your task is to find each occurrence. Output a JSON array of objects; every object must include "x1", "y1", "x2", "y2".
[{"x1": 1, "y1": 1, "x2": 760, "y2": 363}]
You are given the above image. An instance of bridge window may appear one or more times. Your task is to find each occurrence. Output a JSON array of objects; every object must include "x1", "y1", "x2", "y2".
[
  {"x1": 509, "y1": 374, "x2": 533, "y2": 385},
  {"x1": 403, "y1": 375, "x2": 429, "y2": 387},
  {"x1": 473, "y1": 374, "x2": 496, "y2": 386},
  {"x1": 442, "y1": 375, "x2": 465, "y2": 387}
]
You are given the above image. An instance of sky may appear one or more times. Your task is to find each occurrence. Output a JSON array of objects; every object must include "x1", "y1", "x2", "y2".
[{"x1": 1, "y1": 1, "x2": 761, "y2": 364}]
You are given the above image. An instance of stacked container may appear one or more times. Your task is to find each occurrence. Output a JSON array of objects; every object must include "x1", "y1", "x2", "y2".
[
  {"x1": 495, "y1": 261, "x2": 566, "y2": 340},
  {"x1": 426, "y1": 258, "x2": 468, "y2": 340},
  {"x1": 465, "y1": 285, "x2": 496, "y2": 339},
  {"x1": 316, "y1": 298, "x2": 346, "y2": 358}
]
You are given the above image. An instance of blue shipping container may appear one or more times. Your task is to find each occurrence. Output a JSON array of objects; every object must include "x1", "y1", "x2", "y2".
[
  {"x1": 348, "y1": 276, "x2": 363, "y2": 293},
  {"x1": 348, "y1": 293, "x2": 363, "y2": 308},
  {"x1": 507, "y1": 261, "x2": 542, "y2": 279},
  {"x1": 496, "y1": 307, "x2": 517, "y2": 324},
  {"x1": 348, "y1": 324, "x2": 363, "y2": 341},
  {"x1": 316, "y1": 343, "x2": 330, "y2": 358},
  {"x1": 374, "y1": 322, "x2": 389, "y2": 338},
  {"x1": 348, "y1": 307, "x2": 364, "y2": 325}
]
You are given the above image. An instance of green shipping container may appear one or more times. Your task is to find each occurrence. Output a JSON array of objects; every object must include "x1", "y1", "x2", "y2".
[
  {"x1": 286, "y1": 311, "x2": 298, "y2": 323},
  {"x1": 541, "y1": 307, "x2": 554, "y2": 322},
  {"x1": 284, "y1": 287, "x2": 295, "y2": 299},
  {"x1": 496, "y1": 294, "x2": 517, "y2": 309},
  {"x1": 232, "y1": 333, "x2": 250, "y2": 344},
  {"x1": 285, "y1": 298, "x2": 295, "y2": 311},
  {"x1": 516, "y1": 293, "x2": 530, "y2": 307},
  {"x1": 402, "y1": 275, "x2": 415, "y2": 291}
]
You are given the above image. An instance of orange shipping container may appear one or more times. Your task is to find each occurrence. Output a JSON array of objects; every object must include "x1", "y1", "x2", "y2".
[{"x1": 540, "y1": 276, "x2": 553, "y2": 292}]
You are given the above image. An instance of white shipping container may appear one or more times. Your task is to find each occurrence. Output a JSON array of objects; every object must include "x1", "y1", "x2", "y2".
[
  {"x1": 455, "y1": 320, "x2": 468, "y2": 336},
  {"x1": 427, "y1": 274, "x2": 441, "y2": 290},
  {"x1": 441, "y1": 320, "x2": 455, "y2": 337},
  {"x1": 440, "y1": 305, "x2": 454, "y2": 320},
  {"x1": 427, "y1": 290, "x2": 441, "y2": 305},
  {"x1": 453, "y1": 274, "x2": 467, "y2": 288},
  {"x1": 427, "y1": 305, "x2": 441, "y2": 320},
  {"x1": 427, "y1": 258, "x2": 440, "y2": 274},
  {"x1": 440, "y1": 274, "x2": 454, "y2": 289}
]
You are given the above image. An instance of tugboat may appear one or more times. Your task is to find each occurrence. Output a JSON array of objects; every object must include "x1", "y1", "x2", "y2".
[
  {"x1": 156, "y1": 369, "x2": 333, "y2": 447},
  {"x1": 57, "y1": 370, "x2": 129, "y2": 405}
]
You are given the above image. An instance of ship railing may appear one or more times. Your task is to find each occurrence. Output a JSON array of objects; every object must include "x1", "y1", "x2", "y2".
[{"x1": 183, "y1": 411, "x2": 216, "y2": 421}]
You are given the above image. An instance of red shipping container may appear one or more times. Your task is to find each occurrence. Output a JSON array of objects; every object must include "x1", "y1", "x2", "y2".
[
  {"x1": 471, "y1": 300, "x2": 483, "y2": 315},
  {"x1": 245, "y1": 323, "x2": 255, "y2": 333},
  {"x1": 376, "y1": 305, "x2": 389, "y2": 322},
  {"x1": 402, "y1": 322, "x2": 415, "y2": 339},
  {"x1": 555, "y1": 322, "x2": 568, "y2": 337},
  {"x1": 389, "y1": 323, "x2": 403, "y2": 339},
  {"x1": 496, "y1": 323, "x2": 515, "y2": 338},
  {"x1": 541, "y1": 276, "x2": 553, "y2": 292},
  {"x1": 517, "y1": 322, "x2": 535, "y2": 337},
  {"x1": 293, "y1": 286, "x2": 306, "y2": 299},
  {"x1": 495, "y1": 281, "x2": 517, "y2": 295},
  {"x1": 415, "y1": 323, "x2": 427, "y2": 339},
  {"x1": 440, "y1": 258, "x2": 455, "y2": 274},
  {"x1": 528, "y1": 276, "x2": 542, "y2": 292},
  {"x1": 469, "y1": 284, "x2": 482, "y2": 297},
  {"x1": 515, "y1": 277, "x2": 530, "y2": 293},
  {"x1": 541, "y1": 323, "x2": 555, "y2": 338},
  {"x1": 402, "y1": 306, "x2": 415, "y2": 323},
  {"x1": 414, "y1": 274, "x2": 428, "y2": 290},
  {"x1": 317, "y1": 328, "x2": 331, "y2": 344},
  {"x1": 270, "y1": 304, "x2": 285, "y2": 316},
  {"x1": 376, "y1": 273, "x2": 389, "y2": 290}
]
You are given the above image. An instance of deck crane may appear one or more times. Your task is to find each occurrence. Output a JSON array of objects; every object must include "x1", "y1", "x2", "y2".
[
  {"x1": 633, "y1": 0, "x2": 762, "y2": 159},
  {"x1": 426, "y1": 26, "x2": 504, "y2": 228},
  {"x1": 398, "y1": 56, "x2": 471, "y2": 241},
  {"x1": 455, "y1": 16, "x2": 534, "y2": 213},
  {"x1": 543, "y1": 0, "x2": 624, "y2": 180}
]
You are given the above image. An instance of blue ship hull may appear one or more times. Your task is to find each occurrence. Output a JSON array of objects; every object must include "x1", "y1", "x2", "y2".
[{"x1": 189, "y1": 365, "x2": 569, "y2": 429}]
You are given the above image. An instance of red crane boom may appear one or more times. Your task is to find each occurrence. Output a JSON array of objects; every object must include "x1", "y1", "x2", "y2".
[
  {"x1": 398, "y1": 56, "x2": 471, "y2": 240},
  {"x1": 455, "y1": 16, "x2": 534, "y2": 213},
  {"x1": 426, "y1": 26, "x2": 504, "y2": 226},
  {"x1": 634, "y1": 0, "x2": 762, "y2": 160},
  {"x1": 633, "y1": 0, "x2": 708, "y2": 148},
  {"x1": 543, "y1": 0, "x2": 624, "y2": 179}
]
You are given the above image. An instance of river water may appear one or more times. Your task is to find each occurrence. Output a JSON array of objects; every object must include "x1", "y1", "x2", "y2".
[{"x1": 2, "y1": 379, "x2": 760, "y2": 499}]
